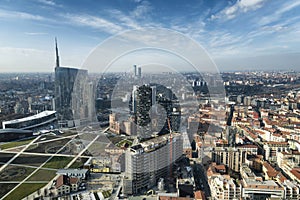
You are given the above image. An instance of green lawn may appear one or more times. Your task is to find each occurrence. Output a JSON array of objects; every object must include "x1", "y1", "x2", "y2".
[
  {"x1": 0, "y1": 166, "x2": 35, "y2": 181},
  {"x1": 12, "y1": 154, "x2": 50, "y2": 167},
  {"x1": 69, "y1": 158, "x2": 88, "y2": 168},
  {"x1": 69, "y1": 161, "x2": 82, "y2": 168},
  {"x1": 116, "y1": 139, "x2": 133, "y2": 147},
  {"x1": 107, "y1": 135, "x2": 124, "y2": 144},
  {"x1": 84, "y1": 141, "x2": 108, "y2": 157},
  {"x1": 27, "y1": 169, "x2": 56, "y2": 181},
  {"x1": 0, "y1": 184, "x2": 18, "y2": 199},
  {"x1": 3, "y1": 183, "x2": 46, "y2": 200},
  {"x1": 42, "y1": 156, "x2": 73, "y2": 169},
  {"x1": 0, "y1": 139, "x2": 34, "y2": 150}
]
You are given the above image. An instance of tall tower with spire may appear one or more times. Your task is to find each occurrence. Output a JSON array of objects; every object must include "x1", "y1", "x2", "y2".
[
  {"x1": 55, "y1": 37, "x2": 60, "y2": 68},
  {"x1": 54, "y1": 38, "x2": 93, "y2": 127}
]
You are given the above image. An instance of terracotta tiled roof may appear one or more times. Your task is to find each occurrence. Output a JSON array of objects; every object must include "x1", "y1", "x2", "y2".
[
  {"x1": 194, "y1": 190, "x2": 206, "y2": 200},
  {"x1": 265, "y1": 141, "x2": 289, "y2": 145},
  {"x1": 277, "y1": 172, "x2": 288, "y2": 183},
  {"x1": 263, "y1": 162, "x2": 279, "y2": 178},
  {"x1": 70, "y1": 177, "x2": 79, "y2": 184},
  {"x1": 55, "y1": 175, "x2": 69, "y2": 188},
  {"x1": 290, "y1": 168, "x2": 300, "y2": 180},
  {"x1": 272, "y1": 133, "x2": 286, "y2": 138},
  {"x1": 159, "y1": 196, "x2": 191, "y2": 200},
  {"x1": 263, "y1": 118, "x2": 273, "y2": 125},
  {"x1": 239, "y1": 144, "x2": 258, "y2": 148},
  {"x1": 292, "y1": 150, "x2": 300, "y2": 155},
  {"x1": 255, "y1": 129, "x2": 267, "y2": 135}
]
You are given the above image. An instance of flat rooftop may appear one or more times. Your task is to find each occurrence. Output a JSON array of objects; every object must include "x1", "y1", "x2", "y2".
[
  {"x1": 243, "y1": 179, "x2": 283, "y2": 190},
  {"x1": 57, "y1": 168, "x2": 88, "y2": 174},
  {"x1": 130, "y1": 132, "x2": 181, "y2": 153}
]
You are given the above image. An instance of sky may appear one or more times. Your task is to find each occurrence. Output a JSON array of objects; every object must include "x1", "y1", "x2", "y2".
[{"x1": 0, "y1": 0, "x2": 300, "y2": 72}]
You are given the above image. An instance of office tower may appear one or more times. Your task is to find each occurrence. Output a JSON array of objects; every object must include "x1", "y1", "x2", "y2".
[
  {"x1": 54, "y1": 38, "x2": 90, "y2": 127},
  {"x1": 130, "y1": 84, "x2": 181, "y2": 136},
  {"x1": 131, "y1": 85, "x2": 138, "y2": 114},
  {"x1": 169, "y1": 106, "x2": 181, "y2": 132},
  {"x1": 73, "y1": 79, "x2": 97, "y2": 124},
  {"x1": 130, "y1": 85, "x2": 152, "y2": 123},
  {"x1": 87, "y1": 82, "x2": 96, "y2": 121},
  {"x1": 136, "y1": 85, "x2": 152, "y2": 127},
  {"x1": 151, "y1": 86, "x2": 157, "y2": 114},
  {"x1": 157, "y1": 86, "x2": 180, "y2": 133},
  {"x1": 123, "y1": 133, "x2": 183, "y2": 195},
  {"x1": 138, "y1": 67, "x2": 142, "y2": 78},
  {"x1": 151, "y1": 86, "x2": 157, "y2": 106},
  {"x1": 133, "y1": 65, "x2": 137, "y2": 76}
]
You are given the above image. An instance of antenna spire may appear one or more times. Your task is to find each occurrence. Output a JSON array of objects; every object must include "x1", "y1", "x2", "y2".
[{"x1": 55, "y1": 37, "x2": 60, "y2": 67}]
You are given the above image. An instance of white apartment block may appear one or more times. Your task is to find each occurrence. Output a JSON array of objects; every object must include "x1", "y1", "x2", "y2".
[{"x1": 209, "y1": 175, "x2": 241, "y2": 200}]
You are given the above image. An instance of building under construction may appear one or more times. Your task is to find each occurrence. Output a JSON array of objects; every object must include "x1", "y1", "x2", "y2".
[{"x1": 122, "y1": 132, "x2": 183, "y2": 195}]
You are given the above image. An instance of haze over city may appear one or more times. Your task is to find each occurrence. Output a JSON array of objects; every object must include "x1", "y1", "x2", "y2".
[{"x1": 1, "y1": 0, "x2": 300, "y2": 72}]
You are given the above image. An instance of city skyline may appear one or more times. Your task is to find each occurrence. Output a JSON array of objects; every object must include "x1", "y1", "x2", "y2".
[
  {"x1": 1, "y1": 1, "x2": 300, "y2": 199},
  {"x1": 0, "y1": 0, "x2": 300, "y2": 72}
]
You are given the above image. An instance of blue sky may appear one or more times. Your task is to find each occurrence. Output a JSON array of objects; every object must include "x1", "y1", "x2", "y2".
[{"x1": 0, "y1": 0, "x2": 300, "y2": 72}]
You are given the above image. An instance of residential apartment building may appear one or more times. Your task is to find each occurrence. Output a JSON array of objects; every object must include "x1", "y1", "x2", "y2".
[
  {"x1": 209, "y1": 175, "x2": 241, "y2": 200},
  {"x1": 211, "y1": 144, "x2": 258, "y2": 172}
]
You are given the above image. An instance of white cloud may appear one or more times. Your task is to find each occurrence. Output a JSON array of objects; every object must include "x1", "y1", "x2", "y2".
[
  {"x1": 62, "y1": 3, "x2": 158, "y2": 35},
  {"x1": 105, "y1": 4, "x2": 161, "y2": 30},
  {"x1": 0, "y1": 9, "x2": 45, "y2": 21},
  {"x1": 0, "y1": 47, "x2": 47, "y2": 56},
  {"x1": 24, "y1": 32, "x2": 48, "y2": 36},
  {"x1": 258, "y1": 1, "x2": 300, "y2": 26},
  {"x1": 131, "y1": 0, "x2": 152, "y2": 19},
  {"x1": 211, "y1": 0, "x2": 266, "y2": 21},
  {"x1": 279, "y1": 0, "x2": 300, "y2": 15},
  {"x1": 37, "y1": 0, "x2": 56, "y2": 6},
  {"x1": 261, "y1": 25, "x2": 289, "y2": 32},
  {"x1": 169, "y1": 13, "x2": 207, "y2": 40},
  {"x1": 63, "y1": 14, "x2": 124, "y2": 34},
  {"x1": 238, "y1": 0, "x2": 265, "y2": 11},
  {"x1": 107, "y1": 9, "x2": 141, "y2": 29},
  {"x1": 131, "y1": 0, "x2": 142, "y2": 2},
  {"x1": 204, "y1": 33, "x2": 255, "y2": 58}
]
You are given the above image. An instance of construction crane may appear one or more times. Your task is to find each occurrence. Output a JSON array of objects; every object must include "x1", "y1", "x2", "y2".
[{"x1": 167, "y1": 118, "x2": 173, "y2": 179}]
